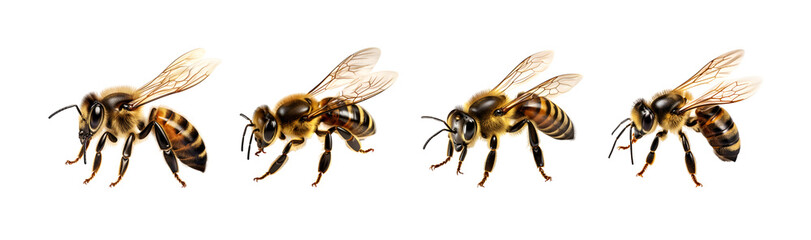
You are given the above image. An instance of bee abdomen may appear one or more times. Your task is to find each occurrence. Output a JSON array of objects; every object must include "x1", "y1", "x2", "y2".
[
  {"x1": 516, "y1": 96, "x2": 574, "y2": 140},
  {"x1": 694, "y1": 106, "x2": 740, "y2": 162},
  {"x1": 320, "y1": 104, "x2": 376, "y2": 138},
  {"x1": 150, "y1": 107, "x2": 207, "y2": 172}
]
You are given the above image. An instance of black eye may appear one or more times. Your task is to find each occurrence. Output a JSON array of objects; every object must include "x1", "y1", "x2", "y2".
[
  {"x1": 262, "y1": 116, "x2": 277, "y2": 142},
  {"x1": 463, "y1": 119, "x2": 476, "y2": 140},
  {"x1": 641, "y1": 110, "x2": 654, "y2": 131},
  {"x1": 89, "y1": 104, "x2": 103, "y2": 129}
]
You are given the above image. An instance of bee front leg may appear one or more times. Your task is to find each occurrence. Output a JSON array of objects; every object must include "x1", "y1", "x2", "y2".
[
  {"x1": 430, "y1": 140, "x2": 454, "y2": 170},
  {"x1": 456, "y1": 145, "x2": 467, "y2": 175},
  {"x1": 83, "y1": 132, "x2": 117, "y2": 184},
  {"x1": 478, "y1": 135, "x2": 499, "y2": 187},
  {"x1": 65, "y1": 139, "x2": 90, "y2": 165},
  {"x1": 637, "y1": 131, "x2": 667, "y2": 178},
  {"x1": 679, "y1": 131, "x2": 702, "y2": 187},
  {"x1": 254, "y1": 139, "x2": 305, "y2": 182},
  {"x1": 109, "y1": 133, "x2": 134, "y2": 187}
]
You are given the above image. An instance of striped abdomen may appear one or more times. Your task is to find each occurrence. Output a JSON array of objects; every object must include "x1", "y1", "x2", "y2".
[
  {"x1": 320, "y1": 104, "x2": 376, "y2": 138},
  {"x1": 514, "y1": 95, "x2": 574, "y2": 140},
  {"x1": 150, "y1": 107, "x2": 207, "y2": 172},
  {"x1": 693, "y1": 106, "x2": 740, "y2": 162}
]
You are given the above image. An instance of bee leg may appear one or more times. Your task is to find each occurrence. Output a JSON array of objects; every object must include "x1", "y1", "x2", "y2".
[
  {"x1": 109, "y1": 133, "x2": 134, "y2": 187},
  {"x1": 686, "y1": 117, "x2": 701, "y2": 133},
  {"x1": 150, "y1": 123, "x2": 186, "y2": 188},
  {"x1": 679, "y1": 131, "x2": 702, "y2": 187},
  {"x1": 478, "y1": 135, "x2": 499, "y2": 187},
  {"x1": 456, "y1": 145, "x2": 467, "y2": 175},
  {"x1": 83, "y1": 132, "x2": 117, "y2": 184},
  {"x1": 429, "y1": 140, "x2": 453, "y2": 170},
  {"x1": 509, "y1": 119, "x2": 552, "y2": 182},
  {"x1": 254, "y1": 139, "x2": 305, "y2": 182},
  {"x1": 331, "y1": 127, "x2": 373, "y2": 153},
  {"x1": 638, "y1": 131, "x2": 667, "y2": 177},
  {"x1": 312, "y1": 131, "x2": 333, "y2": 187},
  {"x1": 65, "y1": 140, "x2": 90, "y2": 165}
]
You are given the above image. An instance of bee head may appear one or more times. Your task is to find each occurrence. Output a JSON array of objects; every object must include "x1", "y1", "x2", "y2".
[
  {"x1": 240, "y1": 105, "x2": 280, "y2": 160},
  {"x1": 630, "y1": 99, "x2": 656, "y2": 139},
  {"x1": 447, "y1": 109, "x2": 478, "y2": 151},
  {"x1": 48, "y1": 93, "x2": 103, "y2": 165}
]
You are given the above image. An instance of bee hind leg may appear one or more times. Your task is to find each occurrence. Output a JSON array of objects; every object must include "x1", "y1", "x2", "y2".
[
  {"x1": 331, "y1": 127, "x2": 373, "y2": 153},
  {"x1": 509, "y1": 119, "x2": 551, "y2": 182},
  {"x1": 143, "y1": 121, "x2": 186, "y2": 188},
  {"x1": 84, "y1": 132, "x2": 117, "y2": 184}
]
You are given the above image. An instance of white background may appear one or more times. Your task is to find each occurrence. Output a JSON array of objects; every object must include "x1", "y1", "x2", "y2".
[{"x1": 1, "y1": 0, "x2": 808, "y2": 239}]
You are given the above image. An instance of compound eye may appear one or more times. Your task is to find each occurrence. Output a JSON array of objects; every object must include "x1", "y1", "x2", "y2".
[
  {"x1": 641, "y1": 110, "x2": 654, "y2": 131},
  {"x1": 463, "y1": 117, "x2": 476, "y2": 140},
  {"x1": 262, "y1": 116, "x2": 277, "y2": 142},
  {"x1": 88, "y1": 103, "x2": 103, "y2": 130}
]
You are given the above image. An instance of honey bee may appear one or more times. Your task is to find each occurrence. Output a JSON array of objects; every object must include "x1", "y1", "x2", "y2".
[
  {"x1": 608, "y1": 49, "x2": 761, "y2": 187},
  {"x1": 48, "y1": 49, "x2": 220, "y2": 187},
  {"x1": 422, "y1": 51, "x2": 582, "y2": 187},
  {"x1": 240, "y1": 48, "x2": 397, "y2": 187}
]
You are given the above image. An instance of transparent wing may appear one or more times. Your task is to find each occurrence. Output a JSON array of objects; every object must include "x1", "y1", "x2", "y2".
[
  {"x1": 307, "y1": 48, "x2": 381, "y2": 96},
  {"x1": 678, "y1": 76, "x2": 761, "y2": 113},
  {"x1": 499, "y1": 74, "x2": 582, "y2": 113},
  {"x1": 491, "y1": 51, "x2": 554, "y2": 93},
  {"x1": 674, "y1": 49, "x2": 744, "y2": 91},
  {"x1": 129, "y1": 49, "x2": 220, "y2": 109},
  {"x1": 308, "y1": 71, "x2": 397, "y2": 118}
]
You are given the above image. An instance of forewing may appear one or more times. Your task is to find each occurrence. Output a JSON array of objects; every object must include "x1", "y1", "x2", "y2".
[
  {"x1": 678, "y1": 76, "x2": 761, "y2": 113},
  {"x1": 130, "y1": 49, "x2": 220, "y2": 108},
  {"x1": 308, "y1": 71, "x2": 397, "y2": 118},
  {"x1": 674, "y1": 49, "x2": 744, "y2": 91},
  {"x1": 491, "y1": 51, "x2": 554, "y2": 93},
  {"x1": 307, "y1": 48, "x2": 381, "y2": 96},
  {"x1": 500, "y1": 73, "x2": 582, "y2": 113}
]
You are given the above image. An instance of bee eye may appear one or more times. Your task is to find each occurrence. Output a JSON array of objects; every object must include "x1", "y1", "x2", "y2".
[
  {"x1": 262, "y1": 117, "x2": 278, "y2": 142},
  {"x1": 88, "y1": 103, "x2": 103, "y2": 130},
  {"x1": 641, "y1": 110, "x2": 654, "y2": 131}
]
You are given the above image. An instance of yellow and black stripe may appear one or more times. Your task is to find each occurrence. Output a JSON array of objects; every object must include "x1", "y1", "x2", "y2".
[
  {"x1": 514, "y1": 94, "x2": 574, "y2": 140},
  {"x1": 150, "y1": 107, "x2": 207, "y2": 172},
  {"x1": 693, "y1": 106, "x2": 740, "y2": 162},
  {"x1": 320, "y1": 104, "x2": 376, "y2": 138}
]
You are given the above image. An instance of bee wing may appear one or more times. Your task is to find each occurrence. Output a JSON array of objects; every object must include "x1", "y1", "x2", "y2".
[
  {"x1": 307, "y1": 71, "x2": 397, "y2": 118},
  {"x1": 499, "y1": 74, "x2": 582, "y2": 113},
  {"x1": 129, "y1": 49, "x2": 220, "y2": 109},
  {"x1": 307, "y1": 48, "x2": 381, "y2": 96},
  {"x1": 491, "y1": 51, "x2": 554, "y2": 93},
  {"x1": 678, "y1": 76, "x2": 761, "y2": 114},
  {"x1": 674, "y1": 49, "x2": 744, "y2": 91}
]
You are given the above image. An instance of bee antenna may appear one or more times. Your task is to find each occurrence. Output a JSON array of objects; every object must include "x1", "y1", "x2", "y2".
[
  {"x1": 49, "y1": 104, "x2": 85, "y2": 122},
  {"x1": 241, "y1": 123, "x2": 256, "y2": 152},
  {"x1": 240, "y1": 113, "x2": 253, "y2": 124},
  {"x1": 423, "y1": 128, "x2": 453, "y2": 150},
  {"x1": 421, "y1": 116, "x2": 453, "y2": 131},
  {"x1": 628, "y1": 126, "x2": 634, "y2": 165},
  {"x1": 611, "y1": 118, "x2": 631, "y2": 135},
  {"x1": 247, "y1": 129, "x2": 258, "y2": 160},
  {"x1": 608, "y1": 123, "x2": 631, "y2": 159}
]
